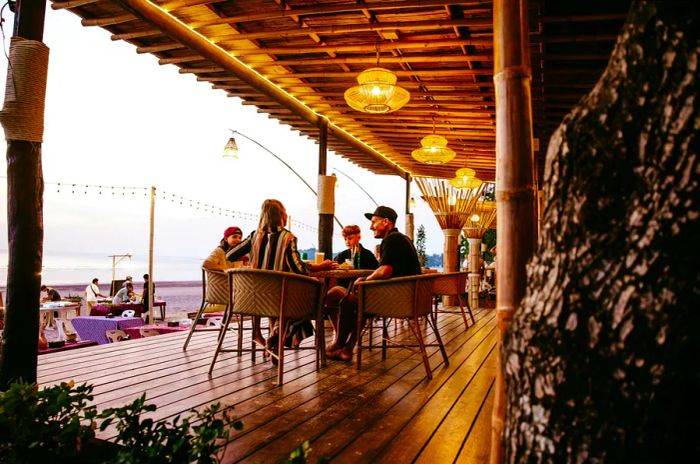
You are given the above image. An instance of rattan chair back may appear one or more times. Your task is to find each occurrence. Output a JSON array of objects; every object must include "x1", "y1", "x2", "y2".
[
  {"x1": 359, "y1": 273, "x2": 437, "y2": 318},
  {"x1": 356, "y1": 273, "x2": 447, "y2": 379},
  {"x1": 432, "y1": 271, "x2": 474, "y2": 329},
  {"x1": 432, "y1": 271, "x2": 468, "y2": 296},
  {"x1": 209, "y1": 268, "x2": 325, "y2": 386},
  {"x1": 182, "y1": 268, "x2": 231, "y2": 351},
  {"x1": 204, "y1": 269, "x2": 229, "y2": 306},
  {"x1": 229, "y1": 268, "x2": 322, "y2": 320}
]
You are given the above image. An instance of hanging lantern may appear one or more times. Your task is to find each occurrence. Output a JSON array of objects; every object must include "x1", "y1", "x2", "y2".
[
  {"x1": 344, "y1": 67, "x2": 410, "y2": 114},
  {"x1": 222, "y1": 137, "x2": 239, "y2": 159},
  {"x1": 411, "y1": 134, "x2": 456, "y2": 164},
  {"x1": 449, "y1": 167, "x2": 482, "y2": 189}
]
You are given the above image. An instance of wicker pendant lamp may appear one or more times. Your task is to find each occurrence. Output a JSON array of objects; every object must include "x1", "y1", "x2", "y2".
[
  {"x1": 411, "y1": 115, "x2": 457, "y2": 164},
  {"x1": 411, "y1": 134, "x2": 457, "y2": 164},
  {"x1": 344, "y1": 48, "x2": 410, "y2": 114},
  {"x1": 449, "y1": 167, "x2": 483, "y2": 189}
]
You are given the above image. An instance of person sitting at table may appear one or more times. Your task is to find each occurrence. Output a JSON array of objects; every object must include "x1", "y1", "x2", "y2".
[
  {"x1": 113, "y1": 282, "x2": 135, "y2": 304},
  {"x1": 325, "y1": 206, "x2": 421, "y2": 362},
  {"x1": 327, "y1": 224, "x2": 379, "y2": 335},
  {"x1": 85, "y1": 278, "x2": 107, "y2": 315},
  {"x1": 40, "y1": 285, "x2": 61, "y2": 302},
  {"x1": 226, "y1": 199, "x2": 337, "y2": 356},
  {"x1": 334, "y1": 224, "x2": 379, "y2": 275},
  {"x1": 202, "y1": 226, "x2": 249, "y2": 270}
]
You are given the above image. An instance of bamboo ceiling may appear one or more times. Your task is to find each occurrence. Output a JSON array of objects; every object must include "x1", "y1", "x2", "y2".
[{"x1": 50, "y1": 0, "x2": 630, "y2": 181}]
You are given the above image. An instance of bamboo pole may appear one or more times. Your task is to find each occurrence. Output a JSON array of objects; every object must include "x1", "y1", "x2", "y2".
[
  {"x1": 148, "y1": 186, "x2": 155, "y2": 324},
  {"x1": 405, "y1": 174, "x2": 414, "y2": 241},
  {"x1": 443, "y1": 229, "x2": 461, "y2": 305},
  {"x1": 0, "y1": 0, "x2": 48, "y2": 389},
  {"x1": 491, "y1": 0, "x2": 537, "y2": 462},
  {"x1": 317, "y1": 119, "x2": 334, "y2": 257},
  {"x1": 468, "y1": 237, "x2": 482, "y2": 311}
]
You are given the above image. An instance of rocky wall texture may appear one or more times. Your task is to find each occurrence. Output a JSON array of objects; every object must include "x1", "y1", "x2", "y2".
[{"x1": 503, "y1": 2, "x2": 699, "y2": 462}]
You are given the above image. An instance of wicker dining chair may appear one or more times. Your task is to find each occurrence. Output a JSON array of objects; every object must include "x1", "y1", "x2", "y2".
[
  {"x1": 182, "y1": 268, "x2": 231, "y2": 350},
  {"x1": 105, "y1": 329, "x2": 129, "y2": 343},
  {"x1": 355, "y1": 273, "x2": 448, "y2": 379},
  {"x1": 139, "y1": 328, "x2": 160, "y2": 337},
  {"x1": 432, "y1": 271, "x2": 474, "y2": 329},
  {"x1": 209, "y1": 268, "x2": 325, "y2": 386}
]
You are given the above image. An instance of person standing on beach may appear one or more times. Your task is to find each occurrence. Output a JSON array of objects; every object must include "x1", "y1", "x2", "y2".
[
  {"x1": 142, "y1": 273, "x2": 155, "y2": 321},
  {"x1": 203, "y1": 226, "x2": 248, "y2": 270},
  {"x1": 85, "y1": 278, "x2": 106, "y2": 314}
]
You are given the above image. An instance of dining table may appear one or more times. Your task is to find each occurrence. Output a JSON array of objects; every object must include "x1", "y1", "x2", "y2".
[
  {"x1": 40, "y1": 301, "x2": 82, "y2": 325},
  {"x1": 90, "y1": 300, "x2": 167, "y2": 320},
  {"x1": 39, "y1": 340, "x2": 98, "y2": 355},
  {"x1": 70, "y1": 316, "x2": 145, "y2": 345},
  {"x1": 310, "y1": 268, "x2": 374, "y2": 288}
]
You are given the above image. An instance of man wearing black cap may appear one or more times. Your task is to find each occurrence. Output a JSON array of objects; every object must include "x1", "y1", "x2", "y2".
[{"x1": 326, "y1": 205, "x2": 421, "y2": 361}]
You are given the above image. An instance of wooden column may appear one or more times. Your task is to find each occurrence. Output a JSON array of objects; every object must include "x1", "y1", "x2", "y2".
[
  {"x1": 317, "y1": 119, "x2": 334, "y2": 256},
  {"x1": 0, "y1": 0, "x2": 48, "y2": 388},
  {"x1": 468, "y1": 238, "x2": 482, "y2": 311},
  {"x1": 405, "y1": 174, "x2": 414, "y2": 240},
  {"x1": 442, "y1": 229, "x2": 461, "y2": 305},
  {"x1": 491, "y1": 0, "x2": 536, "y2": 461}
]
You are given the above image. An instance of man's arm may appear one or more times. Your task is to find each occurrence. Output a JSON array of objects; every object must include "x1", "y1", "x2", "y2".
[{"x1": 365, "y1": 264, "x2": 393, "y2": 281}]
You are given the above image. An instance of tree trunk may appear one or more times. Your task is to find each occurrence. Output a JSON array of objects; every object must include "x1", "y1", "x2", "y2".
[{"x1": 503, "y1": 1, "x2": 700, "y2": 461}]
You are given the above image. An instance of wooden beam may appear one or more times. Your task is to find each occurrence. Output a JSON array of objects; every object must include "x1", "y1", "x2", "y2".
[
  {"x1": 193, "y1": 0, "x2": 492, "y2": 27},
  {"x1": 222, "y1": 38, "x2": 494, "y2": 56},
  {"x1": 192, "y1": 18, "x2": 493, "y2": 40}
]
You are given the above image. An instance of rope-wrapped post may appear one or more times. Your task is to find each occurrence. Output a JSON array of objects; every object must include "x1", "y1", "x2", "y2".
[{"x1": 0, "y1": 0, "x2": 50, "y2": 389}]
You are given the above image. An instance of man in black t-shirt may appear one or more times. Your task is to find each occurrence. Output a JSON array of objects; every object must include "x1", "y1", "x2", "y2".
[{"x1": 326, "y1": 206, "x2": 421, "y2": 362}]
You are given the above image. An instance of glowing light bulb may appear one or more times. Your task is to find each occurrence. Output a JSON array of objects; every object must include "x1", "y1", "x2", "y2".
[
  {"x1": 471, "y1": 214, "x2": 480, "y2": 222},
  {"x1": 371, "y1": 86, "x2": 381, "y2": 96}
]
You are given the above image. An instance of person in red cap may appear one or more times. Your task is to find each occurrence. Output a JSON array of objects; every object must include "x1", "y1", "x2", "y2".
[{"x1": 202, "y1": 226, "x2": 247, "y2": 270}]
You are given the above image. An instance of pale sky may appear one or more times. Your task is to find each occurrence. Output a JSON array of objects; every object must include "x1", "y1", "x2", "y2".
[{"x1": 0, "y1": 8, "x2": 445, "y2": 284}]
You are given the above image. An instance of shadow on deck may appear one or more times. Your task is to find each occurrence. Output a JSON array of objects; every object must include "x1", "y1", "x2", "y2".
[{"x1": 38, "y1": 306, "x2": 497, "y2": 463}]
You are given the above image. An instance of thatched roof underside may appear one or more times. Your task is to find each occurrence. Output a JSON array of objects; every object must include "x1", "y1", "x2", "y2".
[{"x1": 50, "y1": 0, "x2": 631, "y2": 182}]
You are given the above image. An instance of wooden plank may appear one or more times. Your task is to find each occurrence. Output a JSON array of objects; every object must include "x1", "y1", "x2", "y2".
[
  {"x1": 327, "y1": 319, "x2": 497, "y2": 462},
  {"x1": 230, "y1": 315, "x2": 470, "y2": 462},
  {"x1": 37, "y1": 308, "x2": 499, "y2": 461},
  {"x1": 412, "y1": 352, "x2": 497, "y2": 463}
]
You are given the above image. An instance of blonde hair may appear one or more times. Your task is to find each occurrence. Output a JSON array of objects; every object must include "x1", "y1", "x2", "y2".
[{"x1": 258, "y1": 199, "x2": 287, "y2": 232}]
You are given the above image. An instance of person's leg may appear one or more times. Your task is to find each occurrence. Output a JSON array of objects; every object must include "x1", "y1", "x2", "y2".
[
  {"x1": 324, "y1": 286, "x2": 346, "y2": 352},
  {"x1": 253, "y1": 316, "x2": 265, "y2": 346},
  {"x1": 335, "y1": 293, "x2": 358, "y2": 356}
]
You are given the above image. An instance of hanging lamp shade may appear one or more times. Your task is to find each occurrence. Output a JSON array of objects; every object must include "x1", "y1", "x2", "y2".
[
  {"x1": 411, "y1": 134, "x2": 457, "y2": 164},
  {"x1": 344, "y1": 67, "x2": 410, "y2": 114},
  {"x1": 449, "y1": 167, "x2": 483, "y2": 189},
  {"x1": 222, "y1": 137, "x2": 239, "y2": 159}
]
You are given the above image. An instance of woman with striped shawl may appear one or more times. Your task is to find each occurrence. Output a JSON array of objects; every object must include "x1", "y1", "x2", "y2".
[{"x1": 226, "y1": 199, "x2": 337, "y2": 355}]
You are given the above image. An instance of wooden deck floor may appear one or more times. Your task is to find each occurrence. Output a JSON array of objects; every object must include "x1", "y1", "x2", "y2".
[{"x1": 38, "y1": 306, "x2": 497, "y2": 463}]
